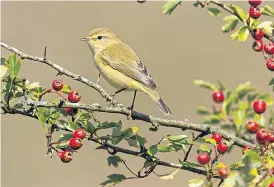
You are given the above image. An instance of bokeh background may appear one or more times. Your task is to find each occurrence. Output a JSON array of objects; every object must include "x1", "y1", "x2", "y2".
[{"x1": 1, "y1": 1, "x2": 274, "y2": 187}]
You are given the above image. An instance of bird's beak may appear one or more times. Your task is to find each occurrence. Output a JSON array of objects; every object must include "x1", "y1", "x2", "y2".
[{"x1": 81, "y1": 36, "x2": 89, "y2": 41}]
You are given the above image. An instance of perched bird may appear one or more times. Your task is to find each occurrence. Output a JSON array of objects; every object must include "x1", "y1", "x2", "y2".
[{"x1": 81, "y1": 28, "x2": 172, "y2": 115}]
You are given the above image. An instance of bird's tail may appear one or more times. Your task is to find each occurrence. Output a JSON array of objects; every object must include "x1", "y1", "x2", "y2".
[{"x1": 141, "y1": 86, "x2": 173, "y2": 115}]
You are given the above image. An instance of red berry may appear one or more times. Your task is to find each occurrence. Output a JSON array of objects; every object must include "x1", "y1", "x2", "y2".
[
  {"x1": 253, "y1": 100, "x2": 266, "y2": 114},
  {"x1": 249, "y1": 6, "x2": 261, "y2": 19},
  {"x1": 264, "y1": 43, "x2": 274, "y2": 55},
  {"x1": 271, "y1": 167, "x2": 274, "y2": 175},
  {"x1": 218, "y1": 166, "x2": 230, "y2": 179},
  {"x1": 69, "y1": 138, "x2": 83, "y2": 150},
  {"x1": 243, "y1": 145, "x2": 253, "y2": 154},
  {"x1": 269, "y1": 182, "x2": 274, "y2": 187},
  {"x1": 252, "y1": 40, "x2": 263, "y2": 52},
  {"x1": 212, "y1": 91, "x2": 225, "y2": 103},
  {"x1": 212, "y1": 133, "x2": 222, "y2": 144},
  {"x1": 65, "y1": 107, "x2": 78, "y2": 116},
  {"x1": 197, "y1": 152, "x2": 210, "y2": 165},
  {"x1": 256, "y1": 128, "x2": 270, "y2": 144},
  {"x1": 248, "y1": 0, "x2": 261, "y2": 7},
  {"x1": 68, "y1": 90, "x2": 81, "y2": 103},
  {"x1": 73, "y1": 129, "x2": 86, "y2": 139},
  {"x1": 52, "y1": 80, "x2": 63, "y2": 91},
  {"x1": 268, "y1": 131, "x2": 274, "y2": 143},
  {"x1": 58, "y1": 151, "x2": 73, "y2": 163},
  {"x1": 217, "y1": 142, "x2": 228, "y2": 154},
  {"x1": 252, "y1": 29, "x2": 264, "y2": 40},
  {"x1": 266, "y1": 59, "x2": 274, "y2": 71},
  {"x1": 245, "y1": 121, "x2": 259, "y2": 133}
]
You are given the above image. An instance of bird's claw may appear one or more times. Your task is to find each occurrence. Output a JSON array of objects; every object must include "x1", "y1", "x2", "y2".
[{"x1": 127, "y1": 106, "x2": 133, "y2": 120}]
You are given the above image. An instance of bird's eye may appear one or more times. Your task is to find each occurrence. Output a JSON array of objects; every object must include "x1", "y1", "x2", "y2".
[{"x1": 97, "y1": 35, "x2": 103, "y2": 40}]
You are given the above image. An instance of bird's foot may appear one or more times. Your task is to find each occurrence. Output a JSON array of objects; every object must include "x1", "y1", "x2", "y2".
[
  {"x1": 126, "y1": 106, "x2": 134, "y2": 120},
  {"x1": 107, "y1": 94, "x2": 116, "y2": 107}
]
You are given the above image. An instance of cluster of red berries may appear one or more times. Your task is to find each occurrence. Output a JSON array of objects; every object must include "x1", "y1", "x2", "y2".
[
  {"x1": 196, "y1": 133, "x2": 229, "y2": 178},
  {"x1": 52, "y1": 80, "x2": 81, "y2": 116},
  {"x1": 58, "y1": 129, "x2": 86, "y2": 163},
  {"x1": 249, "y1": 0, "x2": 274, "y2": 71}
]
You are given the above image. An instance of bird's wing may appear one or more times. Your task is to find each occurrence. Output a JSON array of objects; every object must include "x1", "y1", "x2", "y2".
[{"x1": 100, "y1": 42, "x2": 157, "y2": 89}]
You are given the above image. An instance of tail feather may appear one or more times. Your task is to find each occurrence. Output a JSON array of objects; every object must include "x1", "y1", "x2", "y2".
[{"x1": 157, "y1": 97, "x2": 173, "y2": 115}]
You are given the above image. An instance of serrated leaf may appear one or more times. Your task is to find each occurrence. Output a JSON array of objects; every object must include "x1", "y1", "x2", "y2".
[
  {"x1": 228, "y1": 4, "x2": 246, "y2": 20},
  {"x1": 257, "y1": 21, "x2": 274, "y2": 33},
  {"x1": 107, "y1": 156, "x2": 122, "y2": 167},
  {"x1": 162, "y1": 0, "x2": 182, "y2": 15},
  {"x1": 207, "y1": 7, "x2": 221, "y2": 16},
  {"x1": 7, "y1": 54, "x2": 21, "y2": 80},
  {"x1": 197, "y1": 137, "x2": 217, "y2": 146},
  {"x1": 197, "y1": 106, "x2": 212, "y2": 115},
  {"x1": 188, "y1": 179, "x2": 205, "y2": 187},
  {"x1": 60, "y1": 84, "x2": 72, "y2": 94},
  {"x1": 158, "y1": 168, "x2": 180, "y2": 180},
  {"x1": 261, "y1": 5, "x2": 274, "y2": 17},
  {"x1": 167, "y1": 134, "x2": 188, "y2": 141},
  {"x1": 193, "y1": 80, "x2": 218, "y2": 91},
  {"x1": 147, "y1": 144, "x2": 158, "y2": 156},
  {"x1": 222, "y1": 15, "x2": 239, "y2": 33},
  {"x1": 58, "y1": 133, "x2": 73, "y2": 143},
  {"x1": 237, "y1": 25, "x2": 249, "y2": 42},
  {"x1": 65, "y1": 121, "x2": 81, "y2": 132}
]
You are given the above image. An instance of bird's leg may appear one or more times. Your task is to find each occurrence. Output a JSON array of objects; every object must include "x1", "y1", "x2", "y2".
[
  {"x1": 96, "y1": 73, "x2": 101, "y2": 84},
  {"x1": 110, "y1": 88, "x2": 127, "y2": 98},
  {"x1": 127, "y1": 90, "x2": 137, "y2": 120}
]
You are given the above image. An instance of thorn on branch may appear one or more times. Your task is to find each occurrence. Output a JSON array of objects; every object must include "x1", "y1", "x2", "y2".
[
  {"x1": 56, "y1": 71, "x2": 63, "y2": 76},
  {"x1": 43, "y1": 46, "x2": 47, "y2": 61}
]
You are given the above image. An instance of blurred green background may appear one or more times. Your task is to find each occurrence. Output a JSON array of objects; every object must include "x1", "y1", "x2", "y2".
[{"x1": 1, "y1": 1, "x2": 273, "y2": 187}]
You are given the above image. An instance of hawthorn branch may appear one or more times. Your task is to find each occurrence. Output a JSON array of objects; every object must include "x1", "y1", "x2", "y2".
[{"x1": 1, "y1": 42, "x2": 255, "y2": 148}]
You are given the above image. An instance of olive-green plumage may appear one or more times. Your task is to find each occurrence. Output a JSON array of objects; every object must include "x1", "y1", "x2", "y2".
[{"x1": 81, "y1": 28, "x2": 172, "y2": 115}]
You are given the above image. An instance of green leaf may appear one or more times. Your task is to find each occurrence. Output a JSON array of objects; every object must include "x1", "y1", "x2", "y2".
[
  {"x1": 207, "y1": 7, "x2": 221, "y2": 16},
  {"x1": 193, "y1": 80, "x2": 218, "y2": 91},
  {"x1": 7, "y1": 54, "x2": 21, "y2": 80},
  {"x1": 261, "y1": 5, "x2": 274, "y2": 17},
  {"x1": 162, "y1": 0, "x2": 182, "y2": 15},
  {"x1": 158, "y1": 168, "x2": 180, "y2": 180},
  {"x1": 147, "y1": 145, "x2": 158, "y2": 156},
  {"x1": 188, "y1": 179, "x2": 205, "y2": 187},
  {"x1": 256, "y1": 93, "x2": 273, "y2": 105},
  {"x1": 179, "y1": 139, "x2": 194, "y2": 145},
  {"x1": 65, "y1": 121, "x2": 81, "y2": 132},
  {"x1": 222, "y1": 15, "x2": 239, "y2": 33},
  {"x1": 100, "y1": 174, "x2": 126, "y2": 187},
  {"x1": 36, "y1": 107, "x2": 51, "y2": 124},
  {"x1": 157, "y1": 144, "x2": 176, "y2": 152},
  {"x1": 257, "y1": 21, "x2": 274, "y2": 33},
  {"x1": 232, "y1": 25, "x2": 249, "y2": 42},
  {"x1": 58, "y1": 133, "x2": 73, "y2": 143},
  {"x1": 254, "y1": 114, "x2": 265, "y2": 127},
  {"x1": 121, "y1": 127, "x2": 139, "y2": 138},
  {"x1": 107, "y1": 156, "x2": 122, "y2": 167},
  {"x1": 228, "y1": 4, "x2": 246, "y2": 20},
  {"x1": 202, "y1": 115, "x2": 222, "y2": 124},
  {"x1": 99, "y1": 121, "x2": 120, "y2": 130},
  {"x1": 179, "y1": 160, "x2": 203, "y2": 168},
  {"x1": 56, "y1": 140, "x2": 70, "y2": 149},
  {"x1": 199, "y1": 144, "x2": 212, "y2": 154},
  {"x1": 197, "y1": 137, "x2": 217, "y2": 146},
  {"x1": 87, "y1": 121, "x2": 96, "y2": 134},
  {"x1": 60, "y1": 84, "x2": 72, "y2": 94},
  {"x1": 269, "y1": 77, "x2": 274, "y2": 85},
  {"x1": 143, "y1": 160, "x2": 154, "y2": 168},
  {"x1": 112, "y1": 123, "x2": 122, "y2": 137},
  {"x1": 216, "y1": 80, "x2": 226, "y2": 91},
  {"x1": 111, "y1": 136, "x2": 123, "y2": 145},
  {"x1": 167, "y1": 134, "x2": 188, "y2": 142},
  {"x1": 0, "y1": 57, "x2": 8, "y2": 78},
  {"x1": 124, "y1": 137, "x2": 139, "y2": 148},
  {"x1": 229, "y1": 162, "x2": 244, "y2": 171},
  {"x1": 233, "y1": 110, "x2": 245, "y2": 128},
  {"x1": 196, "y1": 106, "x2": 212, "y2": 115},
  {"x1": 136, "y1": 134, "x2": 146, "y2": 146}
]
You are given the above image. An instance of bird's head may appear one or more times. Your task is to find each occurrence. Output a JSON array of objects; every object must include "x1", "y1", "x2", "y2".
[{"x1": 81, "y1": 28, "x2": 120, "y2": 54}]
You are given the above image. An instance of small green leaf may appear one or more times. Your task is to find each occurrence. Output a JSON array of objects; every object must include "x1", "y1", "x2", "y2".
[
  {"x1": 179, "y1": 139, "x2": 194, "y2": 145},
  {"x1": 202, "y1": 115, "x2": 222, "y2": 124},
  {"x1": 199, "y1": 144, "x2": 212, "y2": 154},
  {"x1": 188, "y1": 179, "x2": 205, "y2": 187},
  {"x1": 87, "y1": 121, "x2": 96, "y2": 134},
  {"x1": 60, "y1": 84, "x2": 72, "y2": 94},
  {"x1": 167, "y1": 134, "x2": 188, "y2": 142},
  {"x1": 222, "y1": 15, "x2": 239, "y2": 33},
  {"x1": 58, "y1": 133, "x2": 73, "y2": 143},
  {"x1": 162, "y1": 0, "x2": 182, "y2": 15},
  {"x1": 147, "y1": 145, "x2": 158, "y2": 156},
  {"x1": 207, "y1": 7, "x2": 221, "y2": 16},
  {"x1": 111, "y1": 136, "x2": 123, "y2": 145},
  {"x1": 269, "y1": 77, "x2": 274, "y2": 85},
  {"x1": 107, "y1": 156, "x2": 122, "y2": 167},
  {"x1": 112, "y1": 123, "x2": 122, "y2": 137},
  {"x1": 136, "y1": 134, "x2": 146, "y2": 146},
  {"x1": 197, "y1": 137, "x2": 217, "y2": 146},
  {"x1": 122, "y1": 127, "x2": 139, "y2": 137},
  {"x1": 233, "y1": 110, "x2": 245, "y2": 128},
  {"x1": 65, "y1": 121, "x2": 81, "y2": 132},
  {"x1": 124, "y1": 137, "x2": 139, "y2": 148},
  {"x1": 99, "y1": 121, "x2": 120, "y2": 130},
  {"x1": 261, "y1": 5, "x2": 274, "y2": 17},
  {"x1": 158, "y1": 168, "x2": 180, "y2": 180},
  {"x1": 237, "y1": 25, "x2": 249, "y2": 42},
  {"x1": 256, "y1": 93, "x2": 273, "y2": 105},
  {"x1": 56, "y1": 140, "x2": 70, "y2": 149},
  {"x1": 7, "y1": 54, "x2": 21, "y2": 80},
  {"x1": 193, "y1": 80, "x2": 218, "y2": 91},
  {"x1": 229, "y1": 162, "x2": 244, "y2": 171},
  {"x1": 179, "y1": 160, "x2": 203, "y2": 168},
  {"x1": 228, "y1": 4, "x2": 246, "y2": 20},
  {"x1": 254, "y1": 114, "x2": 265, "y2": 127},
  {"x1": 36, "y1": 107, "x2": 51, "y2": 124},
  {"x1": 196, "y1": 106, "x2": 212, "y2": 115},
  {"x1": 257, "y1": 21, "x2": 274, "y2": 33},
  {"x1": 157, "y1": 144, "x2": 176, "y2": 152}
]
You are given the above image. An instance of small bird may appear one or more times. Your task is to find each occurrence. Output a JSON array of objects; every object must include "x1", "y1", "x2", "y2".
[{"x1": 81, "y1": 28, "x2": 173, "y2": 115}]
